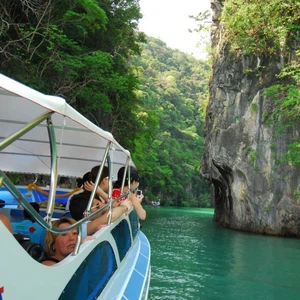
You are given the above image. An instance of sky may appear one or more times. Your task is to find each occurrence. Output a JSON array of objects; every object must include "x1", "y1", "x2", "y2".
[{"x1": 138, "y1": 0, "x2": 211, "y2": 59}]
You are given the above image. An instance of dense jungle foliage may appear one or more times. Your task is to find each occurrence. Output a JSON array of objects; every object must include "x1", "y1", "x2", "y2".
[
  {"x1": 222, "y1": 0, "x2": 300, "y2": 167},
  {"x1": 0, "y1": 0, "x2": 211, "y2": 207},
  {"x1": 0, "y1": 0, "x2": 146, "y2": 148},
  {"x1": 132, "y1": 37, "x2": 211, "y2": 207}
]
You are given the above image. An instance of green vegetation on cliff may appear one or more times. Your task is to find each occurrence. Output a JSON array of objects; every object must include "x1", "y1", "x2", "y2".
[
  {"x1": 222, "y1": 0, "x2": 300, "y2": 55},
  {"x1": 222, "y1": 0, "x2": 300, "y2": 167},
  {"x1": 132, "y1": 37, "x2": 211, "y2": 207}
]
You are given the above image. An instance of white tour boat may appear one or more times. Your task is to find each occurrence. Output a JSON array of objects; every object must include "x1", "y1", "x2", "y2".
[{"x1": 0, "y1": 73, "x2": 151, "y2": 300}]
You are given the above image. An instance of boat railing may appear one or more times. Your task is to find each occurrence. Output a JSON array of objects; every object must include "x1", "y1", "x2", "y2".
[
  {"x1": 0, "y1": 74, "x2": 138, "y2": 257},
  {"x1": 0, "y1": 114, "x2": 62, "y2": 223},
  {"x1": 1, "y1": 170, "x2": 136, "y2": 233},
  {"x1": 0, "y1": 74, "x2": 150, "y2": 300},
  {"x1": 1, "y1": 167, "x2": 139, "y2": 256}
]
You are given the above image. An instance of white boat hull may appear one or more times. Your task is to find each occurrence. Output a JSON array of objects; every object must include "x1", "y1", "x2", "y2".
[
  {"x1": 0, "y1": 212, "x2": 150, "y2": 300},
  {"x1": 0, "y1": 73, "x2": 151, "y2": 300}
]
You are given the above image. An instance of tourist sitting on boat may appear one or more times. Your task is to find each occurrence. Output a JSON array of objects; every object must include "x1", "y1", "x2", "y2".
[
  {"x1": 0, "y1": 212, "x2": 13, "y2": 233},
  {"x1": 83, "y1": 165, "x2": 110, "y2": 204},
  {"x1": 41, "y1": 217, "x2": 79, "y2": 266},
  {"x1": 65, "y1": 171, "x2": 90, "y2": 211},
  {"x1": 112, "y1": 166, "x2": 146, "y2": 220},
  {"x1": 69, "y1": 165, "x2": 110, "y2": 207},
  {"x1": 69, "y1": 174, "x2": 132, "y2": 239},
  {"x1": 69, "y1": 165, "x2": 110, "y2": 209},
  {"x1": 12, "y1": 202, "x2": 45, "y2": 247}
]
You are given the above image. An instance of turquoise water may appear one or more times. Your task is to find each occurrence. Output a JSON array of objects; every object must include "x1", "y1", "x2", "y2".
[{"x1": 141, "y1": 207, "x2": 300, "y2": 300}]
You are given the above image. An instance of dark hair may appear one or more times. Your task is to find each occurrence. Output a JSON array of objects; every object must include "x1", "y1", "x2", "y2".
[
  {"x1": 90, "y1": 165, "x2": 109, "y2": 183},
  {"x1": 24, "y1": 202, "x2": 40, "y2": 221},
  {"x1": 114, "y1": 166, "x2": 140, "y2": 188},
  {"x1": 76, "y1": 171, "x2": 91, "y2": 188},
  {"x1": 69, "y1": 196, "x2": 89, "y2": 221}
]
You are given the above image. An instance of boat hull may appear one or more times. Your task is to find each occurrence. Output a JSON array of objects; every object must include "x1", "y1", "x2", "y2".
[
  {"x1": 0, "y1": 211, "x2": 151, "y2": 300},
  {"x1": 0, "y1": 73, "x2": 151, "y2": 300}
]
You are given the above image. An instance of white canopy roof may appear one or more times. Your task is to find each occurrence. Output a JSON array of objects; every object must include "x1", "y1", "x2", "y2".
[{"x1": 0, "y1": 73, "x2": 132, "y2": 179}]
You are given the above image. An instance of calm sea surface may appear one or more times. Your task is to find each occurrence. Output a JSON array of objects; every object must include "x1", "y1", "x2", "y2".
[{"x1": 141, "y1": 207, "x2": 300, "y2": 300}]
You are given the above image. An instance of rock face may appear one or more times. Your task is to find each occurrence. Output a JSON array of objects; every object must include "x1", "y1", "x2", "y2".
[{"x1": 201, "y1": 0, "x2": 300, "y2": 236}]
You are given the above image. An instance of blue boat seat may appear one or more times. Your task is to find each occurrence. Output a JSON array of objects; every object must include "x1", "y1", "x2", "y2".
[{"x1": 12, "y1": 220, "x2": 46, "y2": 248}]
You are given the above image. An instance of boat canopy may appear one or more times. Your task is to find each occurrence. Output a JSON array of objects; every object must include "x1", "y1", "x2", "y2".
[{"x1": 0, "y1": 74, "x2": 132, "y2": 179}]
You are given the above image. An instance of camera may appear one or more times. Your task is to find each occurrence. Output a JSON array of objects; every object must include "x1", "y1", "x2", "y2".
[{"x1": 137, "y1": 190, "x2": 142, "y2": 196}]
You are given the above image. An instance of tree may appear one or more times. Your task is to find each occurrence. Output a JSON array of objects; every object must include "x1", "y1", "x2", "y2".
[
  {"x1": 132, "y1": 37, "x2": 211, "y2": 207},
  {"x1": 0, "y1": 0, "x2": 147, "y2": 147}
]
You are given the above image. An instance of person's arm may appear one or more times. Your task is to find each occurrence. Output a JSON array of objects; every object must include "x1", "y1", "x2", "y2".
[
  {"x1": 42, "y1": 260, "x2": 56, "y2": 266},
  {"x1": 0, "y1": 213, "x2": 13, "y2": 233},
  {"x1": 86, "y1": 202, "x2": 131, "y2": 235},
  {"x1": 87, "y1": 213, "x2": 108, "y2": 235},
  {"x1": 111, "y1": 200, "x2": 132, "y2": 220},
  {"x1": 129, "y1": 194, "x2": 146, "y2": 220},
  {"x1": 82, "y1": 235, "x2": 96, "y2": 243},
  {"x1": 84, "y1": 181, "x2": 108, "y2": 203}
]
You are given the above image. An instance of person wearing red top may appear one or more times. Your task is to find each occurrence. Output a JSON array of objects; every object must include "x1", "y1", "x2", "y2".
[
  {"x1": 69, "y1": 165, "x2": 132, "y2": 238},
  {"x1": 82, "y1": 165, "x2": 146, "y2": 220},
  {"x1": 111, "y1": 187, "x2": 126, "y2": 203},
  {"x1": 112, "y1": 166, "x2": 146, "y2": 220}
]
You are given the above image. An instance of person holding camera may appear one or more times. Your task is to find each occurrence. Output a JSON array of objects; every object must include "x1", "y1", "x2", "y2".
[{"x1": 112, "y1": 166, "x2": 146, "y2": 221}]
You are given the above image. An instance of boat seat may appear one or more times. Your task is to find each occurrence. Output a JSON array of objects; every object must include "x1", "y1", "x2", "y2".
[
  {"x1": 14, "y1": 233, "x2": 45, "y2": 262},
  {"x1": 0, "y1": 199, "x2": 5, "y2": 208},
  {"x1": 12, "y1": 220, "x2": 46, "y2": 248}
]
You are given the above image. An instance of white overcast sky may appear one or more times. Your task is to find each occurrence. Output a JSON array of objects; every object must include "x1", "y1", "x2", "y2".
[{"x1": 138, "y1": 0, "x2": 211, "y2": 59}]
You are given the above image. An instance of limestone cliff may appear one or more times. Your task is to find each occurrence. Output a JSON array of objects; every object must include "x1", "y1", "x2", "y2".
[{"x1": 201, "y1": 0, "x2": 300, "y2": 236}]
